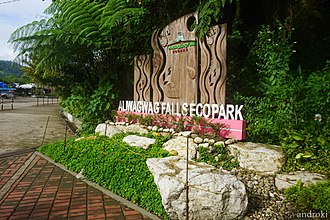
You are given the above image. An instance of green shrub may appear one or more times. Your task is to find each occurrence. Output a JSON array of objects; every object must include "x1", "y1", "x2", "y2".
[
  {"x1": 38, "y1": 133, "x2": 170, "y2": 219},
  {"x1": 285, "y1": 180, "x2": 330, "y2": 212},
  {"x1": 236, "y1": 22, "x2": 330, "y2": 174},
  {"x1": 61, "y1": 82, "x2": 118, "y2": 134}
]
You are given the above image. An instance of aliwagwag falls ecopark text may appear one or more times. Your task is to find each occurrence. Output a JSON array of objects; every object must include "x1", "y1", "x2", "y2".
[{"x1": 1, "y1": 0, "x2": 329, "y2": 219}]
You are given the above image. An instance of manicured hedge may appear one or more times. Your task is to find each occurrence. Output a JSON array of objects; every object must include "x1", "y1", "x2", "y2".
[{"x1": 38, "y1": 133, "x2": 171, "y2": 219}]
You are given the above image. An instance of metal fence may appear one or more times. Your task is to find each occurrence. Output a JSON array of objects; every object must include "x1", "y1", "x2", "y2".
[{"x1": 0, "y1": 96, "x2": 59, "y2": 111}]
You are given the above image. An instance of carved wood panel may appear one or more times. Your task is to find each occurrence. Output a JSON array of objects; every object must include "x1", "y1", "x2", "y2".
[
  {"x1": 200, "y1": 24, "x2": 227, "y2": 105},
  {"x1": 158, "y1": 12, "x2": 198, "y2": 104},
  {"x1": 133, "y1": 55, "x2": 151, "y2": 101},
  {"x1": 151, "y1": 29, "x2": 165, "y2": 102},
  {"x1": 133, "y1": 13, "x2": 227, "y2": 106}
]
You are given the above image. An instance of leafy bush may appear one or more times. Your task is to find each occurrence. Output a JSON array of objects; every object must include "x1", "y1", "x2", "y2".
[
  {"x1": 38, "y1": 133, "x2": 170, "y2": 219},
  {"x1": 61, "y1": 82, "x2": 118, "y2": 134},
  {"x1": 236, "y1": 22, "x2": 330, "y2": 173},
  {"x1": 285, "y1": 180, "x2": 330, "y2": 212}
]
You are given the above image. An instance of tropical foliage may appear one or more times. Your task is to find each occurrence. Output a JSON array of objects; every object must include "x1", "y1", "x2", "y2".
[{"x1": 10, "y1": 0, "x2": 330, "y2": 172}]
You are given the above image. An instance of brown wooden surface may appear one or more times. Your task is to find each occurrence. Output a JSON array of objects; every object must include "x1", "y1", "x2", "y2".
[
  {"x1": 200, "y1": 24, "x2": 227, "y2": 105},
  {"x1": 158, "y1": 12, "x2": 198, "y2": 104},
  {"x1": 134, "y1": 12, "x2": 227, "y2": 106},
  {"x1": 134, "y1": 55, "x2": 151, "y2": 101}
]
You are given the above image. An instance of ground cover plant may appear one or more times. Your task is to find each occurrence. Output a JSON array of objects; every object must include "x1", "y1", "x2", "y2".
[
  {"x1": 284, "y1": 180, "x2": 330, "y2": 213},
  {"x1": 38, "y1": 133, "x2": 171, "y2": 219}
]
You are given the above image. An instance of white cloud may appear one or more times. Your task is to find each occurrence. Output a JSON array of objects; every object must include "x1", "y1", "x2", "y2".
[{"x1": 0, "y1": 0, "x2": 52, "y2": 61}]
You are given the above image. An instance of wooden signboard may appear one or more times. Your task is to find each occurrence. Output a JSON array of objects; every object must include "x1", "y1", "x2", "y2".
[
  {"x1": 129, "y1": 12, "x2": 247, "y2": 140},
  {"x1": 134, "y1": 12, "x2": 227, "y2": 106}
]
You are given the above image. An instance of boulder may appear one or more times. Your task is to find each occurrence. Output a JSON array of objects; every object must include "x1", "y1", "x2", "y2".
[
  {"x1": 123, "y1": 135, "x2": 155, "y2": 149},
  {"x1": 275, "y1": 171, "x2": 326, "y2": 191},
  {"x1": 163, "y1": 136, "x2": 197, "y2": 159},
  {"x1": 146, "y1": 156, "x2": 248, "y2": 220},
  {"x1": 122, "y1": 124, "x2": 148, "y2": 134},
  {"x1": 228, "y1": 142, "x2": 285, "y2": 174},
  {"x1": 95, "y1": 124, "x2": 121, "y2": 137}
]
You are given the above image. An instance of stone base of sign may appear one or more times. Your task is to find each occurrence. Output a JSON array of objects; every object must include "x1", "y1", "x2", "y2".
[
  {"x1": 227, "y1": 142, "x2": 285, "y2": 174},
  {"x1": 93, "y1": 122, "x2": 327, "y2": 219},
  {"x1": 115, "y1": 111, "x2": 246, "y2": 140},
  {"x1": 146, "y1": 156, "x2": 248, "y2": 220},
  {"x1": 275, "y1": 171, "x2": 326, "y2": 191}
]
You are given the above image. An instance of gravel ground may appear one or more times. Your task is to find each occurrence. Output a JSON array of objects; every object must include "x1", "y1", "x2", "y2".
[{"x1": 0, "y1": 96, "x2": 71, "y2": 154}]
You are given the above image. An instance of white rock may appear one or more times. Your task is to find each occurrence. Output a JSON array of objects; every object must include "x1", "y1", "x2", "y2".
[
  {"x1": 147, "y1": 126, "x2": 153, "y2": 130},
  {"x1": 123, "y1": 135, "x2": 156, "y2": 149},
  {"x1": 194, "y1": 137, "x2": 203, "y2": 144},
  {"x1": 163, "y1": 136, "x2": 197, "y2": 159},
  {"x1": 146, "y1": 156, "x2": 248, "y2": 220},
  {"x1": 203, "y1": 138, "x2": 209, "y2": 143},
  {"x1": 123, "y1": 124, "x2": 148, "y2": 134},
  {"x1": 199, "y1": 143, "x2": 209, "y2": 148},
  {"x1": 76, "y1": 169, "x2": 84, "y2": 179},
  {"x1": 225, "y1": 139, "x2": 236, "y2": 145},
  {"x1": 228, "y1": 142, "x2": 285, "y2": 174},
  {"x1": 152, "y1": 126, "x2": 158, "y2": 131},
  {"x1": 275, "y1": 171, "x2": 326, "y2": 191},
  {"x1": 181, "y1": 131, "x2": 192, "y2": 137},
  {"x1": 208, "y1": 139, "x2": 215, "y2": 145},
  {"x1": 163, "y1": 128, "x2": 170, "y2": 133},
  {"x1": 95, "y1": 124, "x2": 121, "y2": 137}
]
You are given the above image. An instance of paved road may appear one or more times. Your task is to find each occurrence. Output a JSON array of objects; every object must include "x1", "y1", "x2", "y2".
[{"x1": 0, "y1": 97, "x2": 70, "y2": 154}]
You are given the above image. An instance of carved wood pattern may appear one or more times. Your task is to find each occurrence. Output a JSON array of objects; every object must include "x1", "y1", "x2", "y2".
[
  {"x1": 199, "y1": 38, "x2": 211, "y2": 103},
  {"x1": 200, "y1": 24, "x2": 227, "y2": 105},
  {"x1": 151, "y1": 29, "x2": 164, "y2": 102},
  {"x1": 133, "y1": 55, "x2": 151, "y2": 101},
  {"x1": 133, "y1": 13, "x2": 227, "y2": 106},
  {"x1": 158, "y1": 12, "x2": 198, "y2": 104},
  {"x1": 215, "y1": 24, "x2": 227, "y2": 105}
]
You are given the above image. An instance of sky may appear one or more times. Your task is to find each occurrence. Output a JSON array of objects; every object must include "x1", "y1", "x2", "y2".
[{"x1": 0, "y1": 0, "x2": 51, "y2": 61}]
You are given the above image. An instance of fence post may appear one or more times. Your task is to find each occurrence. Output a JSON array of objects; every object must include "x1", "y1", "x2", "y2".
[
  {"x1": 41, "y1": 116, "x2": 50, "y2": 146},
  {"x1": 64, "y1": 122, "x2": 68, "y2": 151},
  {"x1": 1, "y1": 97, "x2": 3, "y2": 111},
  {"x1": 11, "y1": 97, "x2": 13, "y2": 110}
]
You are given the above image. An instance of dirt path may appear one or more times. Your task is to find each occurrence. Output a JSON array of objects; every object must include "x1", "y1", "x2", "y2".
[{"x1": 0, "y1": 97, "x2": 72, "y2": 154}]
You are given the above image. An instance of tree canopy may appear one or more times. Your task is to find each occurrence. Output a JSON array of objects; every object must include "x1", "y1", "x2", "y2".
[{"x1": 9, "y1": 0, "x2": 330, "y2": 134}]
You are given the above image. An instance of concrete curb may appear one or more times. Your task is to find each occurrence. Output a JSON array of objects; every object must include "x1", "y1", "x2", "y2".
[
  {"x1": 36, "y1": 151, "x2": 162, "y2": 220},
  {"x1": 0, "y1": 147, "x2": 37, "y2": 159}
]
